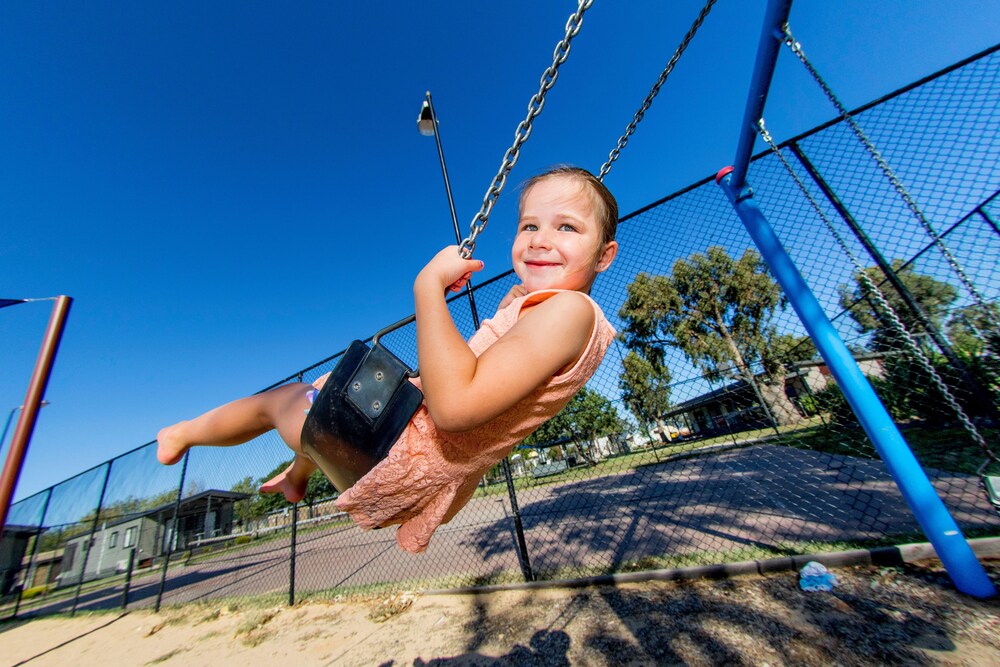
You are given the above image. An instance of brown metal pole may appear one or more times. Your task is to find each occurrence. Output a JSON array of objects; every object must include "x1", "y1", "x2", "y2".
[{"x1": 0, "y1": 296, "x2": 73, "y2": 534}]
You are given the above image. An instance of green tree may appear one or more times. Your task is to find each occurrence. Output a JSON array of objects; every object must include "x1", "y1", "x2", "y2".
[
  {"x1": 619, "y1": 350, "x2": 673, "y2": 439},
  {"x1": 839, "y1": 264, "x2": 1000, "y2": 420},
  {"x1": 76, "y1": 488, "x2": 183, "y2": 529},
  {"x1": 230, "y1": 476, "x2": 264, "y2": 526},
  {"x1": 524, "y1": 387, "x2": 626, "y2": 463},
  {"x1": 619, "y1": 246, "x2": 802, "y2": 426},
  {"x1": 766, "y1": 333, "x2": 818, "y2": 368},
  {"x1": 948, "y1": 303, "x2": 1000, "y2": 360},
  {"x1": 947, "y1": 303, "x2": 1000, "y2": 399},
  {"x1": 839, "y1": 260, "x2": 958, "y2": 352}
]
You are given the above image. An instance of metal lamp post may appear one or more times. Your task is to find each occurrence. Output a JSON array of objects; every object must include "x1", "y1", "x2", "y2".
[
  {"x1": 417, "y1": 92, "x2": 532, "y2": 581},
  {"x1": 417, "y1": 91, "x2": 480, "y2": 328}
]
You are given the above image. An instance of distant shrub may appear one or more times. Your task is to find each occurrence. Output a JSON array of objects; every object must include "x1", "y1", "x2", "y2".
[{"x1": 20, "y1": 585, "x2": 51, "y2": 600}]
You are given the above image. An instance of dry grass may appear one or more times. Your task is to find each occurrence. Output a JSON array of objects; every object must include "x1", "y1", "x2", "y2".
[
  {"x1": 366, "y1": 590, "x2": 417, "y2": 623},
  {"x1": 145, "y1": 647, "x2": 189, "y2": 665},
  {"x1": 234, "y1": 609, "x2": 280, "y2": 647}
]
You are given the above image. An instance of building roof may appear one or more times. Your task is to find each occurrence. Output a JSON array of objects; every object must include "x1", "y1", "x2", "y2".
[
  {"x1": 63, "y1": 489, "x2": 255, "y2": 540},
  {"x1": 2, "y1": 524, "x2": 44, "y2": 539}
]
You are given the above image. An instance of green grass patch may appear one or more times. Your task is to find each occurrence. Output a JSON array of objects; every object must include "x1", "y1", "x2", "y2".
[{"x1": 784, "y1": 424, "x2": 999, "y2": 476}]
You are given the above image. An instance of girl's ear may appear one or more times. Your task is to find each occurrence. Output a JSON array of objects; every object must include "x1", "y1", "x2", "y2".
[{"x1": 595, "y1": 241, "x2": 618, "y2": 273}]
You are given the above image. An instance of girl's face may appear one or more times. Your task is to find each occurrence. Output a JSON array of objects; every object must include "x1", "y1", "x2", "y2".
[{"x1": 512, "y1": 176, "x2": 617, "y2": 294}]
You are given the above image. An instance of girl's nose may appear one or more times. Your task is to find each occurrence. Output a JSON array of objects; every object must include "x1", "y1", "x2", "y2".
[{"x1": 529, "y1": 228, "x2": 552, "y2": 249}]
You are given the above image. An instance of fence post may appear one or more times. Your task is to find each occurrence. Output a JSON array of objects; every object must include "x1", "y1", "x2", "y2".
[
  {"x1": 121, "y1": 548, "x2": 135, "y2": 609},
  {"x1": 501, "y1": 459, "x2": 534, "y2": 582},
  {"x1": 788, "y1": 141, "x2": 997, "y2": 419},
  {"x1": 289, "y1": 501, "x2": 298, "y2": 606},
  {"x1": 20, "y1": 486, "x2": 53, "y2": 615},
  {"x1": 155, "y1": 450, "x2": 189, "y2": 612},
  {"x1": 979, "y1": 207, "x2": 1000, "y2": 238},
  {"x1": 71, "y1": 461, "x2": 112, "y2": 615}
]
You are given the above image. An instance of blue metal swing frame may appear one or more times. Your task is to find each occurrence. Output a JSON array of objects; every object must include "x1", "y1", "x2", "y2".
[{"x1": 715, "y1": 0, "x2": 996, "y2": 598}]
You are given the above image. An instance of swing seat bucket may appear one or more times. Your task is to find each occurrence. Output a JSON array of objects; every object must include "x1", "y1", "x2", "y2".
[{"x1": 300, "y1": 340, "x2": 423, "y2": 493}]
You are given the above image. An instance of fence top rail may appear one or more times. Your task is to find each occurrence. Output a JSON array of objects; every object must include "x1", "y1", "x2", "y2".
[{"x1": 619, "y1": 41, "x2": 1000, "y2": 226}]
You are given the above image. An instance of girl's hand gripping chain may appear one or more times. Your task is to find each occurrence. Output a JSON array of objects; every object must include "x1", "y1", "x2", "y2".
[{"x1": 417, "y1": 245, "x2": 485, "y2": 293}]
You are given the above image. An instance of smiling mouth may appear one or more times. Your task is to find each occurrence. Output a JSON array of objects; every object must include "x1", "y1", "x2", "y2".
[{"x1": 525, "y1": 260, "x2": 560, "y2": 268}]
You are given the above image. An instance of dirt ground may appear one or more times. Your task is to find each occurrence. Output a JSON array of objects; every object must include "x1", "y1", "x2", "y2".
[{"x1": 2, "y1": 559, "x2": 999, "y2": 667}]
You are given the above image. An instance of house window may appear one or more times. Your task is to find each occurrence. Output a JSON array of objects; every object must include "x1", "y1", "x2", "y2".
[
  {"x1": 109, "y1": 531, "x2": 118, "y2": 548},
  {"x1": 124, "y1": 526, "x2": 136, "y2": 548}
]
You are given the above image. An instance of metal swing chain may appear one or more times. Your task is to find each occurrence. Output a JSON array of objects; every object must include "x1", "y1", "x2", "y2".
[
  {"x1": 597, "y1": 0, "x2": 717, "y2": 181},
  {"x1": 781, "y1": 25, "x2": 1000, "y2": 341},
  {"x1": 758, "y1": 119, "x2": 1000, "y2": 473},
  {"x1": 458, "y1": 0, "x2": 594, "y2": 259}
]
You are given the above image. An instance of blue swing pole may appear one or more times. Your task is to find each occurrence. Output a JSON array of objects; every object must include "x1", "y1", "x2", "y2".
[{"x1": 716, "y1": 0, "x2": 995, "y2": 598}]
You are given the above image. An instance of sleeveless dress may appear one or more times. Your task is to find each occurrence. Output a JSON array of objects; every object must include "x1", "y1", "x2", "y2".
[{"x1": 327, "y1": 289, "x2": 616, "y2": 553}]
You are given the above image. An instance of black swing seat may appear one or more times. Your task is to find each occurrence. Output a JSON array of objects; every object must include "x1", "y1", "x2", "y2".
[{"x1": 300, "y1": 337, "x2": 423, "y2": 493}]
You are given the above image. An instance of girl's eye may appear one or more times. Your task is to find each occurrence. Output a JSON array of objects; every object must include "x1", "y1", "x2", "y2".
[
  {"x1": 559, "y1": 223, "x2": 577, "y2": 232},
  {"x1": 521, "y1": 223, "x2": 537, "y2": 232}
]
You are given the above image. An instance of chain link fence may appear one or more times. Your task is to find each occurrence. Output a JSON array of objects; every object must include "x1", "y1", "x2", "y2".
[{"x1": 3, "y1": 45, "x2": 998, "y2": 619}]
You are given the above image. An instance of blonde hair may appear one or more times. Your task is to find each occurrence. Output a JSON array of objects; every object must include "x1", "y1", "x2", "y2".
[{"x1": 518, "y1": 165, "x2": 618, "y2": 244}]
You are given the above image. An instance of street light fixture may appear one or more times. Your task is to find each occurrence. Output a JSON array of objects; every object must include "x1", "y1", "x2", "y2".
[
  {"x1": 417, "y1": 91, "x2": 480, "y2": 328},
  {"x1": 417, "y1": 100, "x2": 436, "y2": 137},
  {"x1": 0, "y1": 401, "x2": 50, "y2": 455}
]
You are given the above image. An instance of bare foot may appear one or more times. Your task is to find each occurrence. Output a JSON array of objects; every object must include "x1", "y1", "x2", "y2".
[
  {"x1": 156, "y1": 422, "x2": 190, "y2": 465},
  {"x1": 260, "y1": 463, "x2": 310, "y2": 503}
]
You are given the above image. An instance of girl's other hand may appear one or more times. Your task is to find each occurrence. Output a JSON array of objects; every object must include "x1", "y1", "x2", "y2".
[{"x1": 498, "y1": 284, "x2": 529, "y2": 309}]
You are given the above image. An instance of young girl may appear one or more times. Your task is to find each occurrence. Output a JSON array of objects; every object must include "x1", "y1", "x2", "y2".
[{"x1": 158, "y1": 166, "x2": 619, "y2": 553}]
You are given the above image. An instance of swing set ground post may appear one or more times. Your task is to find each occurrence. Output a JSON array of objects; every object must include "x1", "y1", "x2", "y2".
[{"x1": 0, "y1": 295, "x2": 73, "y2": 536}]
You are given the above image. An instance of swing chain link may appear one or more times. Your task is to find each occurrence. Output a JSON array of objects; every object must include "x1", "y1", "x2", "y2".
[
  {"x1": 781, "y1": 25, "x2": 1000, "y2": 344},
  {"x1": 598, "y1": 0, "x2": 717, "y2": 181},
  {"x1": 459, "y1": 0, "x2": 594, "y2": 259},
  {"x1": 758, "y1": 119, "x2": 1000, "y2": 473}
]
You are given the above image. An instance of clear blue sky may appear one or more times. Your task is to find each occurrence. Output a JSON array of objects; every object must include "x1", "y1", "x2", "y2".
[{"x1": 3, "y1": 0, "x2": 998, "y2": 502}]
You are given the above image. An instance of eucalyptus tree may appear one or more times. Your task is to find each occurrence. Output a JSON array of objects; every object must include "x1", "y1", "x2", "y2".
[{"x1": 619, "y1": 246, "x2": 802, "y2": 426}]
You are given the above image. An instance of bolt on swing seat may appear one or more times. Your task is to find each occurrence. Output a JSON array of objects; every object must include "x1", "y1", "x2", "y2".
[{"x1": 300, "y1": 317, "x2": 423, "y2": 493}]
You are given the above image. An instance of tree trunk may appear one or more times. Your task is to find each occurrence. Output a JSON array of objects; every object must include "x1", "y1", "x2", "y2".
[
  {"x1": 655, "y1": 418, "x2": 672, "y2": 442},
  {"x1": 716, "y1": 329, "x2": 801, "y2": 427},
  {"x1": 757, "y1": 373, "x2": 802, "y2": 426}
]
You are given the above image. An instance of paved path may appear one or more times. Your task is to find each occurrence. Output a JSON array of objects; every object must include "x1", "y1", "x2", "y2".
[{"x1": 13, "y1": 444, "x2": 997, "y2": 616}]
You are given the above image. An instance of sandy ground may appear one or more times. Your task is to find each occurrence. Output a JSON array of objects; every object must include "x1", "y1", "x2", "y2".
[{"x1": 2, "y1": 560, "x2": 999, "y2": 667}]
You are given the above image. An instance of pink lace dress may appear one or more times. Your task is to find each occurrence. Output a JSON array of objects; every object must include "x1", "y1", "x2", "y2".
[{"x1": 325, "y1": 289, "x2": 616, "y2": 553}]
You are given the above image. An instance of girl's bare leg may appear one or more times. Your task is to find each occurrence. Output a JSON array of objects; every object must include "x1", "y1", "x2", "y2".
[
  {"x1": 157, "y1": 383, "x2": 314, "y2": 464},
  {"x1": 259, "y1": 455, "x2": 319, "y2": 503}
]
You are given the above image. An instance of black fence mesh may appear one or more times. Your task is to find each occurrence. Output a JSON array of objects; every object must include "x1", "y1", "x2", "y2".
[{"x1": 4, "y1": 45, "x2": 999, "y2": 619}]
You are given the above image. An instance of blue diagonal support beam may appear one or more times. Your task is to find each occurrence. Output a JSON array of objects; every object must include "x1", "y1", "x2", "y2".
[{"x1": 715, "y1": 0, "x2": 996, "y2": 598}]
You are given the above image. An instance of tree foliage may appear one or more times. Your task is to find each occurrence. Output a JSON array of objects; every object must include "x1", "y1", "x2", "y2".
[
  {"x1": 839, "y1": 260, "x2": 958, "y2": 351},
  {"x1": 948, "y1": 303, "x2": 1000, "y2": 360},
  {"x1": 620, "y1": 247, "x2": 785, "y2": 376},
  {"x1": 524, "y1": 387, "x2": 625, "y2": 446},
  {"x1": 619, "y1": 350, "x2": 672, "y2": 428},
  {"x1": 619, "y1": 246, "x2": 803, "y2": 425}
]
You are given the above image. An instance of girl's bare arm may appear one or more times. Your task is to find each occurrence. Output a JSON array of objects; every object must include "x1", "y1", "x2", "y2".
[{"x1": 414, "y1": 247, "x2": 594, "y2": 432}]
